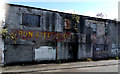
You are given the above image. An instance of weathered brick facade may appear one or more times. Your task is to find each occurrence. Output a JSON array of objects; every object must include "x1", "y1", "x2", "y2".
[{"x1": 0, "y1": 4, "x2": 119, "y2": 65}]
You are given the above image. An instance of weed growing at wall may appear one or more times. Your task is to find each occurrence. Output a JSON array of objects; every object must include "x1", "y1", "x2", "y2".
[
  {"x1": 0, "y1": 27, "x2": 18, "y2": 44},
  {"x1": 0, "y1": 29, "x2": 8, "y2": 38},
  {"x1": 0, "y1": 29, "x2": 18, "y2": 44},
  {"x1": 116, "y1": 57, "x2": 119, "y2": 60},
  {"x1": 72, "y1": 14, "x2": 80, "y2": 32}
]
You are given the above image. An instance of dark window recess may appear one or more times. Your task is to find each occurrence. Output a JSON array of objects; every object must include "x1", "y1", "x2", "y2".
[
  {"x1": 64, "y1": 19, "x2": 70, "y2": 29},
  {"x1": 22, "y1": 13, "x2": 40, "y2": 27}
]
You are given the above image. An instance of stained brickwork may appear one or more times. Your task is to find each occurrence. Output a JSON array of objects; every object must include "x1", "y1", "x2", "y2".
[{"x1": 1, "y1": 4, "x2": 119, "y2": 64}]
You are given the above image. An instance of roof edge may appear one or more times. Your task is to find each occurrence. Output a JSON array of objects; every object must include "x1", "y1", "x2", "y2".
[{"x1": 6, "y1": 3, "x2": 118, "y2": 22}]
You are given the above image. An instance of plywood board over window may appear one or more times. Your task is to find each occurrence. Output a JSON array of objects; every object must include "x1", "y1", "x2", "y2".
[{"x1": 22, "y1": 13, "x2": 40, "y2": 27}]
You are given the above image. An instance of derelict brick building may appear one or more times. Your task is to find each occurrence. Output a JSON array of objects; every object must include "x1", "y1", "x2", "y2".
[{"x1": 0, "y1": 4, "x2": 119, "y2": 65}]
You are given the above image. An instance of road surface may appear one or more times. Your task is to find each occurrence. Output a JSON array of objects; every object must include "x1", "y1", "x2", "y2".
[{"x1": 2, "y1": 60, "x2": 119, "y2": 73}]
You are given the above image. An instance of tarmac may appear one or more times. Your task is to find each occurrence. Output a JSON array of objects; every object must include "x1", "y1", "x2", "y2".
[{"x1": 0, "y1": 60, "x2": 119, "y2": 73}]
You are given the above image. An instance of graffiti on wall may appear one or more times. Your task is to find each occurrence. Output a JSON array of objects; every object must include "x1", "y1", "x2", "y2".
[
  {"x1": 8, "y1": 28, "x2": 109, "y2": 44},
  {"x1": 111, "y1": 43, "x2": 118, "y2": 55},
  {"x1": 85, "y1": 20, "x2": 105, "y2": 35},
  {"x1": 85, "y1": 20, "x2": 109, "y2": 58},
  {"x1": 10, "y1": 29, "x2": 74, "y2": 42},
  {"x1": 91, "y1": 35, "x2": 97, "y2": 43},
  {"x1": 85, "y1": 20, "x2": 97, "y2": 32}
]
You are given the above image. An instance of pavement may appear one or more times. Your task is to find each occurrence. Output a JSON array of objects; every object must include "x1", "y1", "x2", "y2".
[{"x1": 1, "y1": 60, "x2": 119, "y2": 73}]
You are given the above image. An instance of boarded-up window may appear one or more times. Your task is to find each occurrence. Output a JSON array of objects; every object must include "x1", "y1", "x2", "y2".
[{"x1": 22, "y1": 13, "x2": 40, "y2": 27}]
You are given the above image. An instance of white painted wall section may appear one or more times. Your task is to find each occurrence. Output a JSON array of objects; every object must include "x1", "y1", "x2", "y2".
[{"x1": 35, "y1": 46, "x2": 56, "y2": 61}]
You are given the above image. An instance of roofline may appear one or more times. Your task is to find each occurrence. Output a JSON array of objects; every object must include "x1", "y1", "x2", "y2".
[{"x1": 6, "y1": 3, "x2": 118, "y2": 22}]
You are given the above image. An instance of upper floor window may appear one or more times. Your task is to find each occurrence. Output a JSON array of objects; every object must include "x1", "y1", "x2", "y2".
[
  {"x1": 64, "y1": 19, "x2": 70, "y2": 29},
  {"x1": 22, "y1": 13, "x2": 40, "y2": 27}
]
